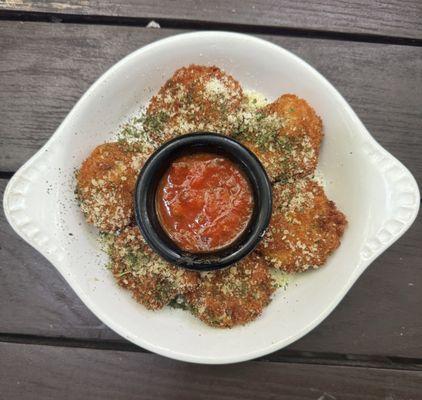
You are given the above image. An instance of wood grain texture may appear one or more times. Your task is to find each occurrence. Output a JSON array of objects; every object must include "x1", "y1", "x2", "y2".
[
  {"x1": 1, "y1": 179, "x2": 422, "y2": 357},
  {"x1": 0, "y1": 0, "x2": 421, "y2": 39},
  {"x1": 0, "y1": 21, "x2": 421, "y2": 179},
  {"x1": 1, "y1": 342, "x2": 421, "y2": 400}
]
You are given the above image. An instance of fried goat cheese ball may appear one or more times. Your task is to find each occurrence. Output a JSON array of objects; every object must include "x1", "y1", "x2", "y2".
[
  {"x1": 258, "y1": 178, "x2": 346, "y2": 272},
  {"x1": 185, "y1": 253, "x2": 275, "y2": 328},
  {"x1": 108, "y1": 226, "x2": 199, "y2": 310},
  {"x1": 234, "y1": 94, "x2": 323, "y2": 182},
  {"x1": 146, "y1": 64, "x2": 244, "y2": 144},
  {"x1": 76, "y1": 141, "x2": 150, "y2": 233}
]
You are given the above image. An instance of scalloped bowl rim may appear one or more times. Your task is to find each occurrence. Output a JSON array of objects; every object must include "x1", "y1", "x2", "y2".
[{"x1": 3, "y1": 32, "x2": 420, "y2": 364}]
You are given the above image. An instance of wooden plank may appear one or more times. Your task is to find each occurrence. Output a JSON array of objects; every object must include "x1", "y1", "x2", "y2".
[
  {"x1": 0, "y1": 0, "x2": 421, "y2": 40},
  {"x1": 2, "y1": 179, "x2": 422, "y2": 357},
  {"x1": 0, "y1": 21, "x2": 421, "y2": 178},
  {"x1": 1, "y1": 342, "x2": 421, "y2": 400}
]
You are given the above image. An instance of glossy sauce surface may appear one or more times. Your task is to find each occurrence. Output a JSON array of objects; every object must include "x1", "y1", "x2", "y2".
[{"x1": 156, "y1": 153, "x2": 254, "y2": 253}]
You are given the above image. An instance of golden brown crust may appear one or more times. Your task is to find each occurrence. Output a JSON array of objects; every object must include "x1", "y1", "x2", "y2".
[
  {"x1": 257, "y1": 178, "x2": 346, "y2": 272},
  {"x1": 265, "y1": 94, "x2": 323, "y2": 154},
  {"x1": 240, "y1": 141, "x2": 286, "y2": 183},
  {"x1": 108, "y1": 226, "x2": 200, "y2": 310},
  {"x1": 234, "y1": 94, "x2": 323, "y2": 182},
  {"x1": 266, "y1": 94, "x2": 322, "y2": 180},
  {"x1": 146, "y1": 64, "x2": 243, "y2": 144},
  {"x1": 76, "y1": 142, "x2": 150, "y2": 233},
  {"x1": 185, "y1": 253, "x2": 275, "y2": 328}
]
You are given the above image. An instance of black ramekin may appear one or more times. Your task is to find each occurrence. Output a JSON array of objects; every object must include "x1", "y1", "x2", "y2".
[{"x1": 134, "y1": 133, "x2": 272, "y2": 271}]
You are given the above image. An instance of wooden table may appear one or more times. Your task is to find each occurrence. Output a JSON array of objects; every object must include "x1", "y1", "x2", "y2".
[{"x1": 1, "y1": 1, "x2": 421, "y2": 398}]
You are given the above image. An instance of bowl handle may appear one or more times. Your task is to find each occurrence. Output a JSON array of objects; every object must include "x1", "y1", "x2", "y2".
[{"x1": 359, "y1": 139, "x2": 420, "y2": 262}]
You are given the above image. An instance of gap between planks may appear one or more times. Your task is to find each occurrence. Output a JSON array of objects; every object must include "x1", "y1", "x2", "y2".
[
  {"x1": 0, "y1": 171, "x2": 14, "y2": 179},
  {"x1": 1, "y1": 333, "x2": 421, "y2": 372},
  {"x1": 0, "y1": 9, "x2": 421, "y2": 47}
]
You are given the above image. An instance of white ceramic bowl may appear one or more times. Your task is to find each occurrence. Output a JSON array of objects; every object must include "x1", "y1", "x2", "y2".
[{"x1": 3, "y1": 32, "x2": 420, "y2": 364}]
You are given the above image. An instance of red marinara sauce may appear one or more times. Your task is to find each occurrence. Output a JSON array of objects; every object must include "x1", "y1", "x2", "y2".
[{"x1": 156, "y1": 152, "x2": 254, "y2": 253}]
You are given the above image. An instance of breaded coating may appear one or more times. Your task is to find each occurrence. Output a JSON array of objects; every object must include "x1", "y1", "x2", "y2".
[
  {"x1": 76, "y1": 141, "x2": 150, "y2": 233},
  {"x1": 265, "y1": 94, "x2": 322, "y2": 155},
  {"x1": 185, "y1": 253, "x2": 275, "y2": 328},
  {"x1": 146, "y1": 64, "x2": 244, "y2": 144},
  {"x1": 258, "y1": 178, "x2": 346, "y2": 272},
  {"x1": 233, "y1": 94, "x2": 322, "y2": 182},
  {"x1": 108, "y1": 226, "x2": 199, "y2": 310}
]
